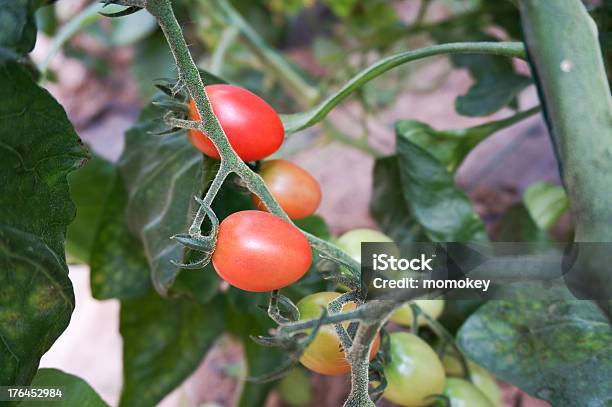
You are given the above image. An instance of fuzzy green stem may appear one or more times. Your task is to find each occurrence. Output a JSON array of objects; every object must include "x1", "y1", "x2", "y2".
[
  {"x1": 283, "y1": 41, "x2": 527, "y2": 133},
  {"x1": 344, "y1": 301, "x2": 396, "y2": 407}
]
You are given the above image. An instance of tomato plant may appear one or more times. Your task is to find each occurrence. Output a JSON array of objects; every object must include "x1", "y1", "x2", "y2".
[
  {"x1": 383, "y1": 332, "x2": 446, "y2": 407},
  {"x1": 297, "y1": 291, "x2": 380, "y2": 375},
  {"x1": 253, "y1": 159, "x2": 322, "y2": 219},
  {"x1": 3, "y1": 0, "x2": 611, "y2": 406},
  {"x1": 188, "y1": 84, "x2": 284, "y2": 162},
  {"x1": 212, "y1": 210, "x2": 312, "y2": 292}
]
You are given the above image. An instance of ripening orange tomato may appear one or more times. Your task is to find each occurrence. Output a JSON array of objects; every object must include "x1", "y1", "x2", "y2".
[
  {"x1": 188, "y1": 84, "x2": 284, "y2": 162},
  {"x1": 297, "y1": 292, "x2": 381, "y2": 375},
  {"x1": 212, "y1": 210, "x2": 312, "y2": 292},
  {"x1": 253, "y1": 160, "x2": 322, "y2": 219}
]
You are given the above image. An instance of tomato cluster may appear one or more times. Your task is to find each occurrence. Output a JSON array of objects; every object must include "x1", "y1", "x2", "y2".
[
  {"x1": 188, "y1": 85, "x2": 322, "y2": 290},
  {"x1": 188, "y1": 85, "x2": 499, "y2": 406}
]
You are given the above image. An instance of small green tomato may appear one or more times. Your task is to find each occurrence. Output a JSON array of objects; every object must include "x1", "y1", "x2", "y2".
[
  {"x1": 390, "y1": 299, "x2": 445, "y2": 327},
  {"x1": 442, "y1": 378, "x2": 494, "y2": 407},
  {"x1": 336, "y1": 228, "x2": 393, "y2": 263},
  {"x1": 442, "y1": 355, "x2": 502, "y2": 406},
  {"x1": 383, "y1": 332, "x2": 446, "y2": 407}
]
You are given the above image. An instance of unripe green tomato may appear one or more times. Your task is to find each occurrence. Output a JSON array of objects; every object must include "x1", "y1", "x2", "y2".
[
  {"x1": 297, "y1": 292, "x2": 381, "y2": 375},
  {"x1": 441, "y1": 378, "x2": 494, "y2": 407},
  {"x1": 442, "y1": 356, "x2": 502, "y2": 407},
  {"x1": 278, "y1": 367, "x2": 312, "y2": 407},
  {"x1": 383, "y1": 332, "x2": 446, "y2": 407},
  {"x1": 390, "y1": 299, "x2": 445, "y2": 327},
  {"x1": 336, "y1": 228, "x2": 393, "y2": 263}
]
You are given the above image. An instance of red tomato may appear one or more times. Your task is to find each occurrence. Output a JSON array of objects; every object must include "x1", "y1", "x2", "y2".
[
  {"x1": 212, "y1": 210, "x2": 312, "y2": 292},
  {"x1": 298, "y1": 292, "x2": 381, "y2": 375},
  {"x1": 253, "y1": 159, "x2": 322, "y2": 219},
  {"x1": 188, "y1": 84, "x2": 284, "y2": 162}
]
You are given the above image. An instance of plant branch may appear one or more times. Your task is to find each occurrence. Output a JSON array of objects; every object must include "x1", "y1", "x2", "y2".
[
  {"x1": 344, "y1": 301, "x2": 396, "y2": 407},
  {"x1": 214, "y1": 0, "x2": 320, "y2": 107},
  {"x1": 209, "y1": 25, "x2": 239, "y2": 75},
  {"x1": 282, "y1": 41, "x2": 527, "y2": 133},
  {"x1": 39, "y1": 2, "x2": 106, "y2": 78}
]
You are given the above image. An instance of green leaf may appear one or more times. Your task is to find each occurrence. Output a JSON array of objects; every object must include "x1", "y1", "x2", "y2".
[
  {"x1": 521, "y1": 0, "x2": 612, "y2": 241},
  {"x1": 156, "y1": 167, "x2": 253, "y2": 303},
  {"x1": 119, "y1": 292, "x2": 225, "y2": 407},
  {"x1": 371, "y1": 156, "x2": 422, "y2": 244},
  {"x1": 433, "y1": 29, "x2": 530, "y2": 117},
  {"x1": 393, "y1": 108, "x2": 538, "y2": 172},
  {"x1": 0, "y1": 226, "x2": 74, "y2": 387},
  {"x1": 457, "y1": 300, "x2": 612, "y2": 406},
  {"x1": 90, "y1": 166, "x2": 216, "y2": 302},
  {"x1": 374, "y1": 123, "x2": 489, "y2": 242},
  {"x1": 22, "y1": 368, "x2": 108, "y2": 407},
  {"x1": 0, "y1": 59, "x2": 85, "y2": 386},
  {"x1": 454, "y1": 65, "x2": 531, "y2": 117},
  {"x1": 523, "y1": 182, "x2": 569, "y2": 231},
  {"x1": 280, "y1": 42, "x2": 526, "y2": 134},
  {"x1": 89, "y1": 173, "x2": 151, "y2": 300},
  {"x1": 372, "y1": 110, "x2": 538, "y2": 244},
  {"x1": 169, "y1": 263, "x2": 220, "y2": 305},
  {"x1": 118, "y1": 97, "x2": 203, "y2": 296},
  {"x1": 0, "y1": 0, "x2": 43, "y2": 54},
  {"x1": 66, "y1": 153, "x2": 116, "y2": 264},
  {"x1": 0, "y1": 59, "x2": 87, "y2": 258}
]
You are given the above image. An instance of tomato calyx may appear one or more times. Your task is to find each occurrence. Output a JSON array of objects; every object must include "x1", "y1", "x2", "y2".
[{"x1": 296, "y1": 292, "x2": 381, "y2": 376}]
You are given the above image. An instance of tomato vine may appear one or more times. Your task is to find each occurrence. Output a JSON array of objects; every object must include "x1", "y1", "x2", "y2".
[{"x1": 106, "y1": 0, "x2": 542, "y2": 405}]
